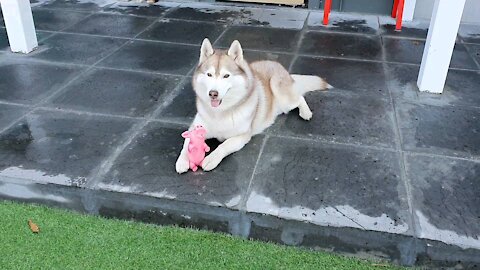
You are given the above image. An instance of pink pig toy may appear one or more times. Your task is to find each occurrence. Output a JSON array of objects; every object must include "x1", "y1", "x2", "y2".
[{"x1": 181, "y1": 125, "x2": 210, "y2": 172}]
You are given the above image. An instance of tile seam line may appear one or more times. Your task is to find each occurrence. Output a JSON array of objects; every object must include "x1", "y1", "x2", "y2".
[
  {"x1": 238, "y1": 135, "x2": 269, "y2": 211},
  {"x1": 463, "y1": 43, "x2": 480, "y2": 70},
  {"x1": 0, "y1": 40, "x2": 131, "y2": 136},
  {"x1": 85, "y1": 63, "x2": 197, "y2": 189},
  {"x1": 83, "y1": 8, "x2": 197, "y2": 188},
  {"x1": 0, "y1": 57, "x2": 190, "y2": 78},
  {"x1": 381, "y1": 35, "x2": 419, "y2": 250},
  {"x1": 39, "y1": 6, "x2": 177, "y2": 106},
  {"x1": 288, "y1": 11, "x2": 310, "y2": 73}
]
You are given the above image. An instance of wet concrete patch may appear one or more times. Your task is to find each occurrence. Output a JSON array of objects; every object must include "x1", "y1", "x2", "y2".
[
  {"x1": 0, "y1": 59, "x2": 84, "y2": 105},
  {"x1": 216, "y1": 26, "x2": 300, "y2": 52},
  {"x1": 101, "y1": 2, "x2": 176, "y2": 17},
  {"x1": 29, "y1": 33, "x2": 127, "y2": 65},
  {"x1": 246, "y1": 136, "x2": 410, "y2": 234},
  {"x1": 386, "y1": 63, "x2": 480, "y2": 107},
  {"x1": 383, "y1": 38, "x2": 478, "y2": 69},
  {"x1": 32, "y1": 9, "x2": 92, "y2": 32},
  {"x1": 290, "y1": 56, "x2": 388, "y2": 96},
  {"x1": 300, "y1": 31, "x2": 382, "y2": 60},
  {"x1": 397, "y1": 102, "x2": 480, "y2": 158},
  {"x1": 0, "y1": 110, "x2": 136, "y2": 187},
  {"x1": 98, "y1": 40, "x2": 198, "y2": 75},
  {"x1": 269, "y1": 91, "x2": 396, "y2": 148},
  {"x1": 406, "y1": 154, "x2": 480, "y2": 250},
  {"x1": 379, "y1": 17, "x2": 429, "y2": 39},
  {"x1": 62, "y1": 13, "x2": 155, "y2": 38},
  {"x1": 96, "y1": 122, "x2": 264, "y2": 209},
  {"x1": 308, "y1": 12, "x2": 379, "y2": 34},
  {"x1": 49, "y1": 68, "x2": 181, "y2": 117},
  {"x1": 138, "y1": 19, "x2": 226, "y2": 45}
]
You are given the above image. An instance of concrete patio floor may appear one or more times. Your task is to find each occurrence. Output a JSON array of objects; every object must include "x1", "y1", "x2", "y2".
[{"x1": 1, "y1": 0, "x2": 480, "y2": 268}]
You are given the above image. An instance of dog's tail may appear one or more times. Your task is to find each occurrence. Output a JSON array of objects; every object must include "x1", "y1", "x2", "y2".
[{"x1": 291, "y1": 74, "x2": 333, "y2": 95}]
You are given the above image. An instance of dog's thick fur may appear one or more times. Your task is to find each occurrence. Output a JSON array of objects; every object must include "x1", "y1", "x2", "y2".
[{"x1": 175, "y1": 38, "x2": 331, "y2": 173}]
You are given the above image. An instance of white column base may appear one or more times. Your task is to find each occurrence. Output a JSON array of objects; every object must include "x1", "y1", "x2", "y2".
[
  {"x1": 417, "y1": 0, "x2": 466, "y2": 94},
  {"x1": 0, "y1": 0, "x2": 38, "y2": 53}
]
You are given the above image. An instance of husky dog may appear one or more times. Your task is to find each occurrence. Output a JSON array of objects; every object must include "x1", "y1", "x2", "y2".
[{"x1": 175, "y1": 38, "x2": 331, "y2": 173}]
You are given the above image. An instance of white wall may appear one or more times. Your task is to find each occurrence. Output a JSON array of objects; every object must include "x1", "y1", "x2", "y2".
[{"x1": 414, "y1": 0, "x2": 480, "y2": 24}]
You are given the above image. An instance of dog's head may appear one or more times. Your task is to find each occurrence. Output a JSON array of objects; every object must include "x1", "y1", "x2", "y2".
[{"x1": 192, "y1": 38, "x2": 253, "y2": 112}]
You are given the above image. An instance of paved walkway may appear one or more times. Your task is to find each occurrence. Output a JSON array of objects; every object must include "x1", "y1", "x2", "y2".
[{"x1": 1, "y1": 0, "x2": 480, "y2": 267}]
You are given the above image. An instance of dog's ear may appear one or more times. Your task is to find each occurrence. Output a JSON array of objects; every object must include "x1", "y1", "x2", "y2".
[
  {"x1": 227, "y1": 40, "x2": 243, "y2": 62},
  {"x1": 199, "y1": 38, "x2": 214, "y2": 63},
  {"x1": 181, "y1": 131, "x2": 190, "y2": 138}
]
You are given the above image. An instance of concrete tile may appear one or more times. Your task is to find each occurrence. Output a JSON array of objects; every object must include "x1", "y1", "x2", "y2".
[
  {"x1": 0, "y1": 110, "x2": 136, "y2": 186},
  {"x1": 269, "y1": 91, "x2": 397, "y2": 148},
  {"x1": 157, "y1": 78, "x2": 195, "y2": 123},
  {"x1": 97, "y1": 122, "x2": 264, "y2": 209},
  {"x1": 0, "y1": 104, "x2": 28, "y2": 130},
  {"x1": 300, "y1": 31, "x2": 382, "y2": 60},
  {"x1": 386, "y1": 64, "x2": 480, "y2": 108},
  {"x1": 308, "y1": 12, "x2": 379, "y2": 34},
  {"x1": 397, "y1": 102, "x2": 480, "y2": 158},
  {"x1": 98, "y1": 40, "x2": 198, "y2": 75},
  {"x1": 246, "y1": 136, "x2": 411, "y2": 234},
  {"x1": 406, "y1": 154, "x2": 480, "y2": 249},
  {"x1": 32, "y1": 9, "x2": 91, "y2": 32},
  {"x1": 30, "y1": 33, "x2": 126, "y2": 65},
  {"x1": 50, "y1": 68, "x2": 182, "y2": 117},
  {"x1": 216, "y1": 26, "x2": 300, "y2": 52},
  {"x1": 0, "y1": 60, "x2": 83, "y2": 104},
  {"x1": 63, "y1": 13, "x2": 155, "y2": 38},
  {"x1": 383, "y1": 38, "x2": 478, "y2": 70},
  {"x1": 138, "y1": 19, "x2": 226, "y2": 45},
  {"x1": 290, "y1": 56, "x2": 389, "y2": 96}
]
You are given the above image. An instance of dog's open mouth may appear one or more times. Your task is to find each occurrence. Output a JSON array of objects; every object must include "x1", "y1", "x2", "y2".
[{"x1": 211, "y1": 99, "x2": 222, "y2": 108}]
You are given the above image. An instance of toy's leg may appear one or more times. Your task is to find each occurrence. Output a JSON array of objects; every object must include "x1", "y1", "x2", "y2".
[{"x1": 190, "y1": 162, "x2": 197, "y2": 172}]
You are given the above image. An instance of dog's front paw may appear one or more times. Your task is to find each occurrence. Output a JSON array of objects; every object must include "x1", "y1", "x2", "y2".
[
  {"x1": 175, "y1": 155, "x2": 189, "y2": 174},
  {"x1": 202, "y1": 151, "x2": 223, "y2": 171}
]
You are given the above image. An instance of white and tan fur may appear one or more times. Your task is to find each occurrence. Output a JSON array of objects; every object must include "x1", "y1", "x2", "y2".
[{"x1": 175, "y1": 38, "x2": 331, "y2": 173}]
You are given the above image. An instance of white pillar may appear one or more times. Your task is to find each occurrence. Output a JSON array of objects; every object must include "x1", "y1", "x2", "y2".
[
  {"x1": 403, "y1": 0, "x2": 416, "y2": 22},
  {"x1": 417, "y1": 0, "x2": 466, "y2": 94},
  {"x1": 0, "y1": 0, "x2": 38, "y2": 53}
]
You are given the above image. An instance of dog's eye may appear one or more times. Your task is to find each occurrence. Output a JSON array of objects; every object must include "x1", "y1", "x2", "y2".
[
  {"x1": 207, "y1": 73, "x2": 213, "y2": 77},
  {"x1": 223, "y1": 74, "x2": 230, "y2": 78}
]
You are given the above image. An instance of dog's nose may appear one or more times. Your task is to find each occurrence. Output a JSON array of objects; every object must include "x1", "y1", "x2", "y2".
[{"x1": 209, "y1": 90, "x2": 219, "y2": 99}]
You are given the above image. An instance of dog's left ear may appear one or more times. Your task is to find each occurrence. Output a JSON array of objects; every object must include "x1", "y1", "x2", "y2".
[
  {"x1": 228, "y1": 40, "x2": 243, "y2": 62},
  {"x1": 199, "y1": 38, "x2": 214, "y2": 63}
]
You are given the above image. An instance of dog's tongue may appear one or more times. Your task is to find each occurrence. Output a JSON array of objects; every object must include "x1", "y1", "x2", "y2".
[{"x1": 211, "y1": 100, "x2": 221, "y2": 108}]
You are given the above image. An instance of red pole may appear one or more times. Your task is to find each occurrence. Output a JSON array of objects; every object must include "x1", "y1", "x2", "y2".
[
  {"x1": 395, "y1": 0, "x2": 405, "y2": 31},
  {"x1": 323, "y1": 0, "x2": 332, "y2": 25},
  {"x1": 392, "y1": 0, "x2": 399, "y2": 18}
]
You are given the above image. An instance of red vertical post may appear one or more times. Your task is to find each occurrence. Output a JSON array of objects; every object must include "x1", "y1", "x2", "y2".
[
  {"x1": 392, "y1": 0, "x2": 399, "y2": 18},
  {"x1": 395, "y1": 0, "x2": 405, "y2": 31},
  {"x1": 323, "y1": 0, "x2": 332, "y2": 25}
]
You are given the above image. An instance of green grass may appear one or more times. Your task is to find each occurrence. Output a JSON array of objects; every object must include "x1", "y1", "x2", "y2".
[{"x1": 0, "y1": 201, "x2": 404, "y2": 270}]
